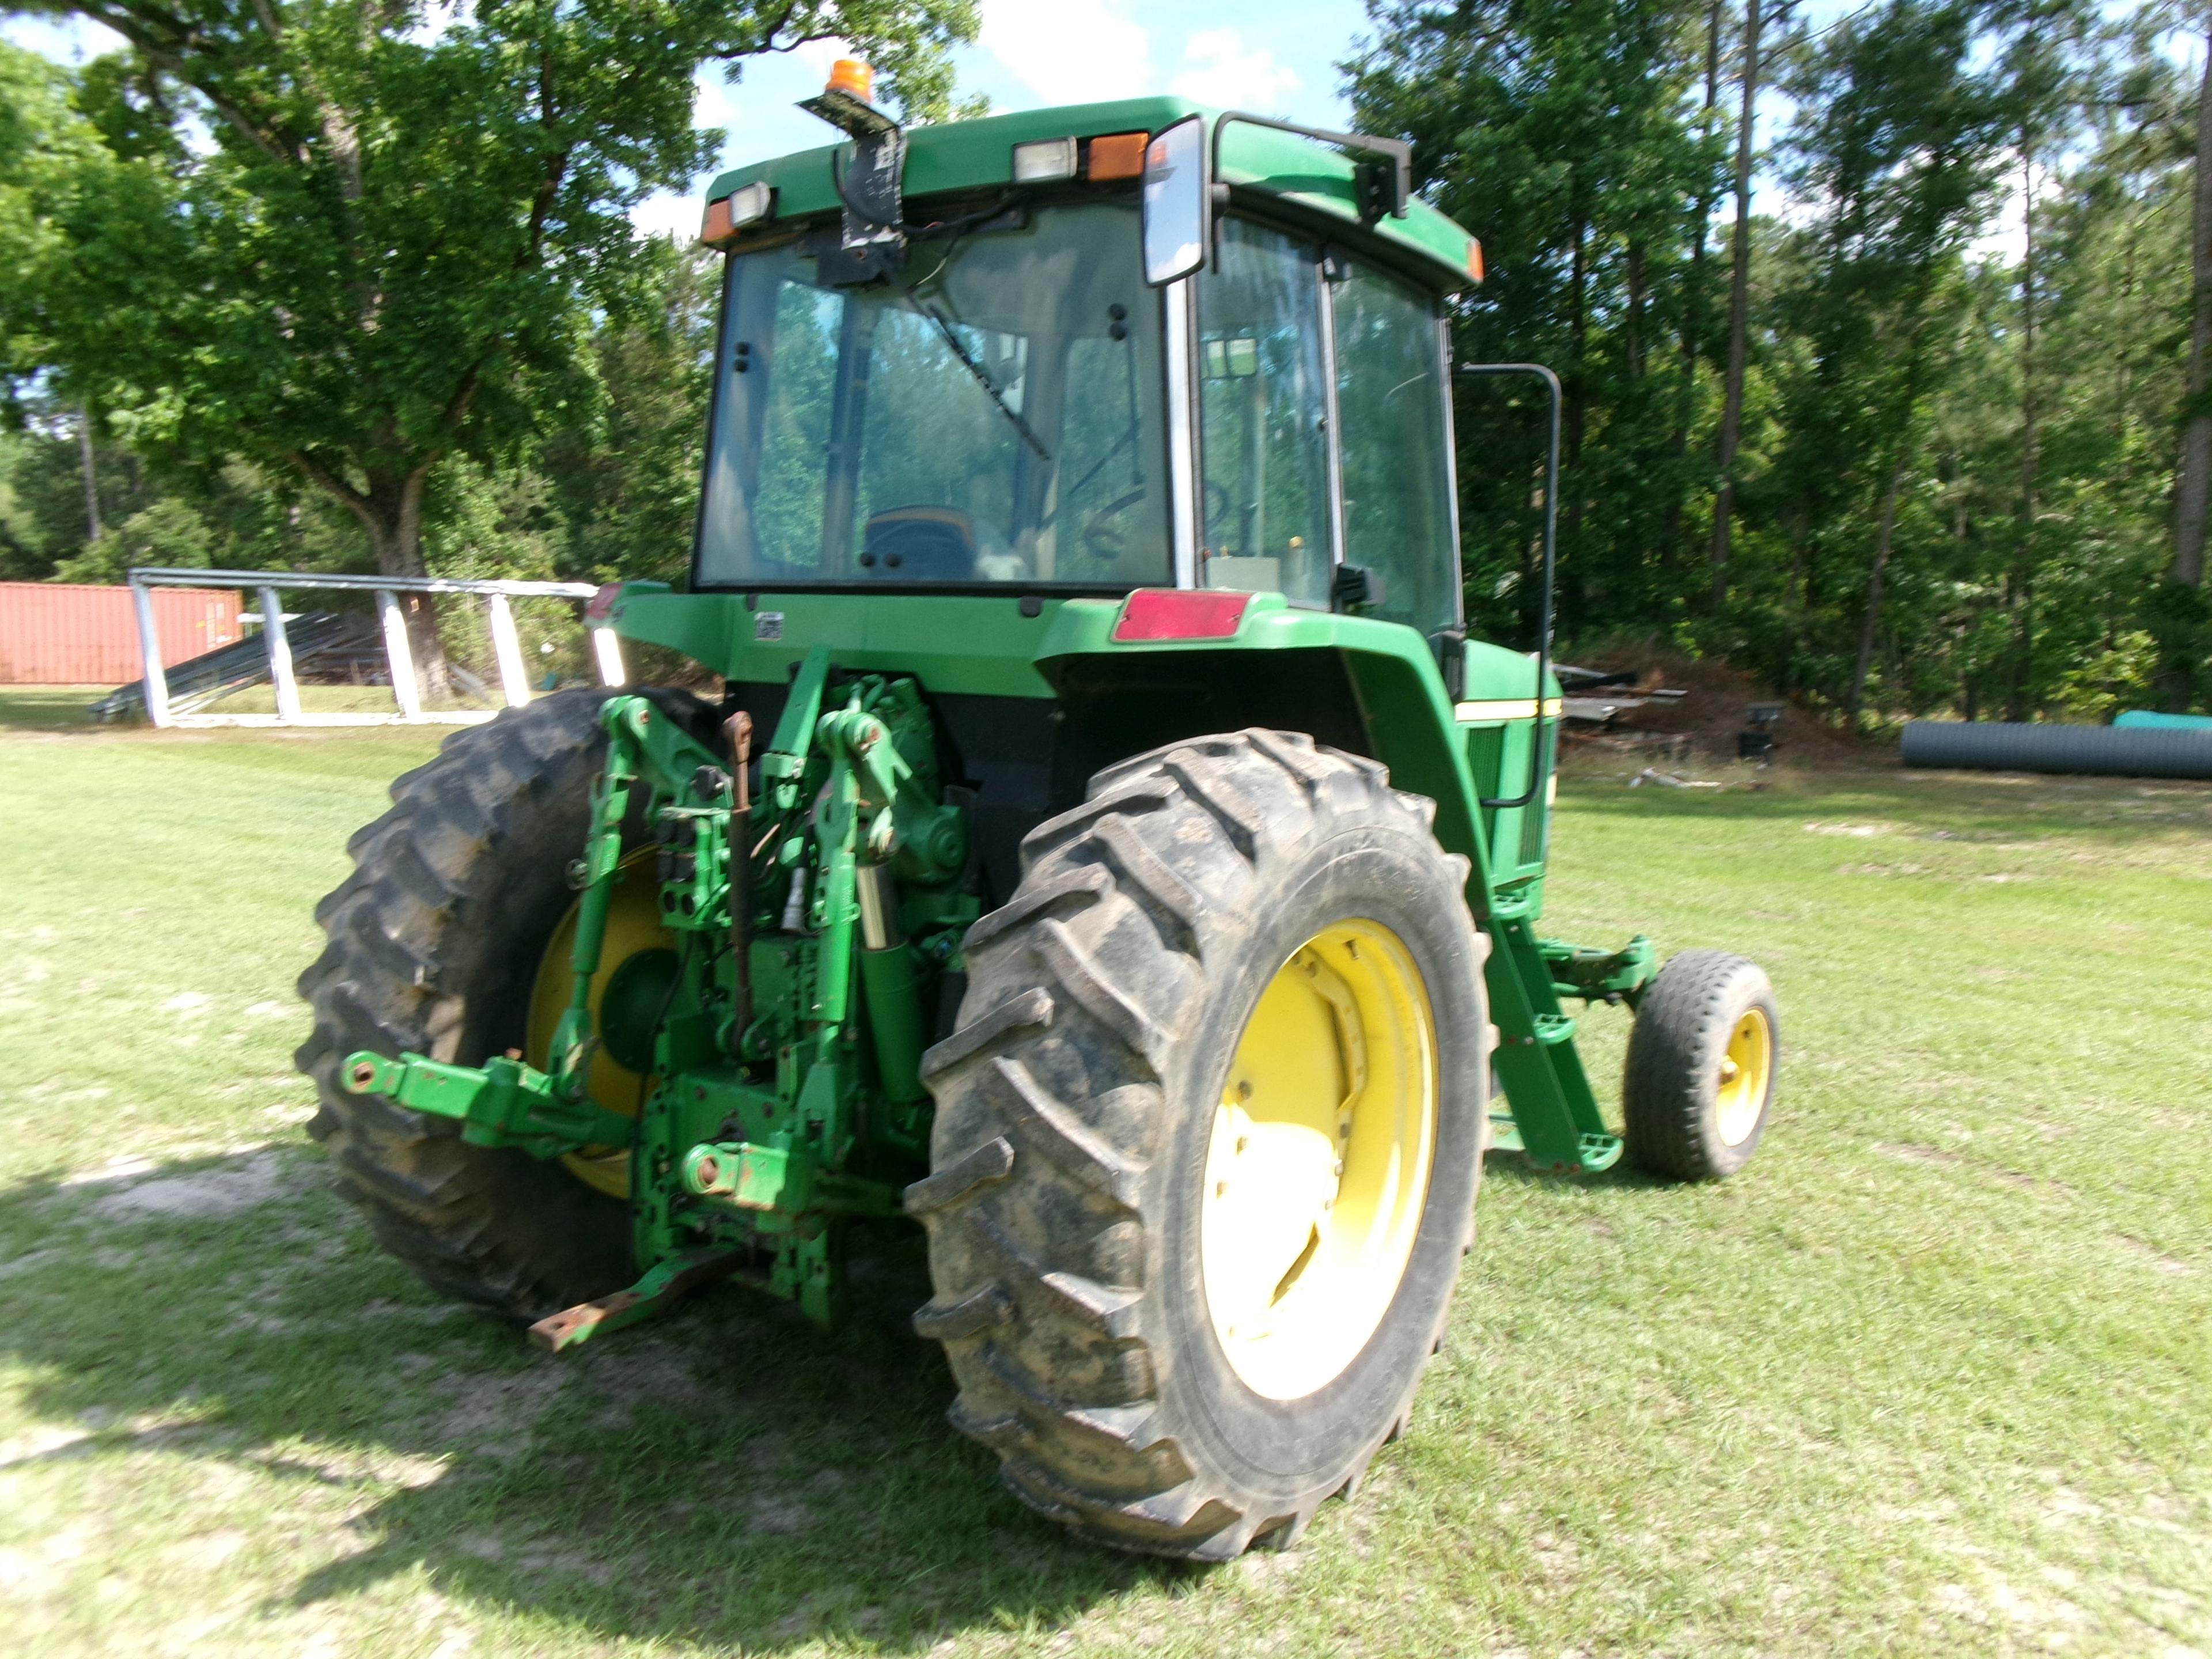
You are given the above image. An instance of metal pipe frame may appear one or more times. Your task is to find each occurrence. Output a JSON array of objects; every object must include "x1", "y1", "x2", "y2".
[{"x1": 127, "y1": 567, "x2": 622, "y2": 729}]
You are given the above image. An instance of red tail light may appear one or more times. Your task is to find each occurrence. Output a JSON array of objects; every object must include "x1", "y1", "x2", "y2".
[
  {"x1": 1111, "y1": 589, "x2": 1252, "y2": 642},
  {"x1": 585, "y1": 582, "x2": 623, "y2": 623}
]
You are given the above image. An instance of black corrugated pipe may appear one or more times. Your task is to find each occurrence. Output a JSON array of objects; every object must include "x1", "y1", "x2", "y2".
[{"x1": 1901, "y1": 721, "x2": 2212, "y2": 779}]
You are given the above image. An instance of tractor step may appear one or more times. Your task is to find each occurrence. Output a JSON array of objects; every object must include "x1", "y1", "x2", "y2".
[{"x1": 1484, "y1": 1112, "x2": 1622, "y2": 1175}]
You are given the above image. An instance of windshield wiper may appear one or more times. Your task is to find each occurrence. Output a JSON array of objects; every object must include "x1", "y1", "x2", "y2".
[{"x1": 896, "y1": 286, "x2": 1051, "y2": 461}]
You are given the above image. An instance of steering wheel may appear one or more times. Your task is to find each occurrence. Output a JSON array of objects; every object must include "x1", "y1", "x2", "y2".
[
  {"x1": 1202, "y1": 479, "x2": 1237, "y2": 543},
  {"x1": 1080, "y1": 487, "x2": 1148, "y2": 561}
]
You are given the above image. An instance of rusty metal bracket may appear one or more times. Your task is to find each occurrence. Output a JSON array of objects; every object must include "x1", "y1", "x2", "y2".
[{"x1": 527, "y1": 1247, "x2": 752, "y2": 1354}]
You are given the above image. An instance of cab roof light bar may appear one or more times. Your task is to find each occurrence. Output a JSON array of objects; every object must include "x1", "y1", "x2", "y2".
[
  {"x1": 700, "y1": 180, "x2": 774, "y2": 247},
  {"x1": 1011, "y1": 131, "x2": 1152, "y2": 186}
]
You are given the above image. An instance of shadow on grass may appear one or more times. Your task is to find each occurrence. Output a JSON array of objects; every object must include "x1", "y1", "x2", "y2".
[
  {"x1": 0, "y1": 1145, "x2": 1177, "y2": 1651},
  {"x1": 0, "y1": 687, "x2": 110, "y2": 733}
]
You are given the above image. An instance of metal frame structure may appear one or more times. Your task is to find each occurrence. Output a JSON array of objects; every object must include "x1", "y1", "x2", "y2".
[{"x1": 127, "y1": 567, "x2": 625, "y2": 728}]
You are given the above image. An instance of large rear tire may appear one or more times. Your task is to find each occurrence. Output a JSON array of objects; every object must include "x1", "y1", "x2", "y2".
[
  {"x1": 910, "y1": 729, "x2": 1490, "y2": 1560},
  {"x1": 295, "y1": 687, "x2": 714, "y2": 1320}
]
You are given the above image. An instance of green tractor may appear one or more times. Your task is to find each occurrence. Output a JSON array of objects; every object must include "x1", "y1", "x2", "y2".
[{"x1": 299, "y1": 78, "x2": 1779, "y2": 1562}]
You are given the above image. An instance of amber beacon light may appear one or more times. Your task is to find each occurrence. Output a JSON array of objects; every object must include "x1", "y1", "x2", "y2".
[{"x1": 825, "y1": 58, "x2": 874, "y2": 102}]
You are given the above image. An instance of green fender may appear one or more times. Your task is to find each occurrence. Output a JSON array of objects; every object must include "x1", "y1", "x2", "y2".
[
  {"x1": 1033, "y1": 592, "x2": 1493, "y2": 899},
  {"x1": 1034, "y1": 592, "x2": 1615, "y2": 1175}
]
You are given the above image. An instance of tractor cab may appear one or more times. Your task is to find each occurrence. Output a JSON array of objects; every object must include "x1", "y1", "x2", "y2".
[{"x1": 692, "y1": 88, "x2": 1481, "y2": 650}]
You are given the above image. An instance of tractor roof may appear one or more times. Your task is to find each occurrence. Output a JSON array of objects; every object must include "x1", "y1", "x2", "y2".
[{"x1": 701, "y1": 96, "x2": 1480, "y2": 291}]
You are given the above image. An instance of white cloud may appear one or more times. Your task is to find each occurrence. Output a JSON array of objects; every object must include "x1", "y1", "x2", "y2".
[
  {"x1": 1169, "y1": 26, "x2": 1301, "y2": 111},
  {"x1": 789, "y1": 34, "x2": 857, "y2": 79},
  {"x1": 692, "y1": 70, "x2": 732, "y2": 131},
  {"x1": 630, "y1": 193, "x2": 703, "y2": 243},
  {"x1": 979, "y1": 0, "x2": 1153, "y2": 105}
]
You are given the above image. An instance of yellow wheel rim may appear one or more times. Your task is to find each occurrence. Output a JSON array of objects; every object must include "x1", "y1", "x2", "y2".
[
  {"x1": 526, "y1": 851, "x2": 674, "y2": 1199},
  {"x1": 1713, "y1": 1006, "x2": 1772, "y2": 1147},
  {"x1": 1199, "y1": 921, "x2": 1437, "y2": 1400}
]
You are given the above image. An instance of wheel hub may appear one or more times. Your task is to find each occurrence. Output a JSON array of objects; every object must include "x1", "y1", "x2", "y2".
[
  {"x1": 1199, "y1": 920, "x2": 1437, "y2": 1400},
  {"x1": 527, "y1": 851, "x2": 676, "y2": 1198},
  {"x1": 1714, "y1": 1007, "x2": 1772, "y2": 1147}
]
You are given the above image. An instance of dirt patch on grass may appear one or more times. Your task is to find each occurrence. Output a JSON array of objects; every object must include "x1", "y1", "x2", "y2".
[
  {"x1": 90, "y1": 1149, "x2": 290, "y2": 1221},
  {"x1": 1560, "y1": 647, "x2": 1886, "y2": 770}
]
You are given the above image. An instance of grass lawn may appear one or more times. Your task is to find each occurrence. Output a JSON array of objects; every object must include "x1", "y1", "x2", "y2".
[{"x1": 1, "y1": 698, "x2": 2206, "y2": 1657}]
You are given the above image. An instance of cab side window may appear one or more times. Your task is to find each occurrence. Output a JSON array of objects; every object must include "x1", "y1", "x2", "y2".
[
  {"x1": 1195, "y1": 219, "x2": 1332, "y2": 609},
  {"x1": 1331, "y1": 262, "x2": 1459, "y2": 638}
]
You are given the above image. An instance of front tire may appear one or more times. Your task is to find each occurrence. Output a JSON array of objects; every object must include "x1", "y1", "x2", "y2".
[
  {"x1": 1622, "y1": 949, "x2": 1778, "y2": 1181},
  {"x1": 908, "y1": 729, "x2": 1490, "y2": 1560}
]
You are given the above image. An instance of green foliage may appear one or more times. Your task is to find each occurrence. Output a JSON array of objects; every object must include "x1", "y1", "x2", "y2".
[
  {"x1": 539, "y1": 239, "x2": 720, "y2": 587},
  {"x1": 0, "y1": 0, "x2": 977, "y2": 600},
  {"x1": 1354, "y1": 0, "x2": 2205, "y2": 718},
  {"x1": 54, "y1": 495, "x2": 217, "y2": 583},
  {"x1": 1350, "y1": 0, "x2": 1729, "y2": 642}
]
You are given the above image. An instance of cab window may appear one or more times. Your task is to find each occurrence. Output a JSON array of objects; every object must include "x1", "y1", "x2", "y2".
[
  {"x1": 1195, "y1": 219, "x2": 1332, "y2": 609},
  {"x1": 1331, "y1": 262, "x2": 1459, "y2": 638}
]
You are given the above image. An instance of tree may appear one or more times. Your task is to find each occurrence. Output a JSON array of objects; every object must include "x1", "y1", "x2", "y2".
[
  {"x1": 2164, "y1": 6, "x2": 2212, "y2": 706},
  {"x1": 1709, "y1": 0, "x2": 1784, "y2": 610},
  {"x1": 540, "y1": 238, "x2": 721, "y2": 588},
  {"x1": 1759, "y1": 0, "x2": 2009, "y2": 718},
  {"x1": 1348, "y1": 0, "x2": 1726, "y2": 645},
  {"x1": 0, "y1": 1, "x2": 975, "y2": 691}
]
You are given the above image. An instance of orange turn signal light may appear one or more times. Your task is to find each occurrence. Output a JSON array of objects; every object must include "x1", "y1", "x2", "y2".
[
  {"x1": 1467, "y1": 238, "x2": 1486, "y2": 283},
  {"x1": 1086, "y1": 131, "x2": 1147, "y2": 181}
]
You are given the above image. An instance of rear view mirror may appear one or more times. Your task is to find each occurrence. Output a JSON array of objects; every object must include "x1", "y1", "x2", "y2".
[{"x1": 1142, "y1": 117, "x2": 1209, "y2": 285}]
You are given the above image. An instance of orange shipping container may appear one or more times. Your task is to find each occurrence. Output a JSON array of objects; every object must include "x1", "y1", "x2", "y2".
[{"x1": 0, "y1": 582, "x2": 244, "y2": 685}]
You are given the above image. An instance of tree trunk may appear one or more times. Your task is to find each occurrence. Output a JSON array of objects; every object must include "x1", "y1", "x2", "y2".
[
  {"x1": 289, "y1": 452, "x2": 454, "y2": 700},
  {"x1": 2160, "y1": 18, "x2": 2212, "y2": 709},
  {"x1": 370, "y1": 469, "x2": 453, "y2": 702},
  {"x1": 2176, "y1": 18, "x2": 2212, "y2": 589},
  {"x1": 2005, "y1": 569, "x2": 2035, "y2": 722},
  {"x1": 1662, "y1": 0, "x2": 1726, "y2": 572},
  {"x1": 1564, "y1": 210, "x2": 1590, "y2": 623},
  {"x1": 2010, "y1": 139, "x2": 2040, "y2": 723},
  {"x1": 1709, "y1": 0, "x2": 1764, "y2": 611},
  {"x1": 1848, "y1": 454, "x2": 1908, "y2": 722},
  {"x1": 77, "y1": 407, "x2": 102, "y2": 542}
]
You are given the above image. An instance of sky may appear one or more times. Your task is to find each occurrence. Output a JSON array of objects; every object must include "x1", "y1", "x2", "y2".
[{"x1": 658, "y1": 0, "x2": 1374, "y2": 238}]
